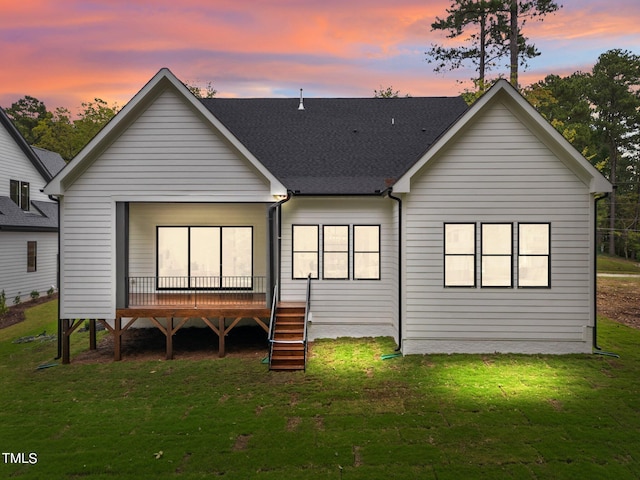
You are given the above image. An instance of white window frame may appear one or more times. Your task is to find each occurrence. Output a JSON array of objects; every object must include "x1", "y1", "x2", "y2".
[{"x1": 322, "y1": 225, "x2": 349, "y2": 280}]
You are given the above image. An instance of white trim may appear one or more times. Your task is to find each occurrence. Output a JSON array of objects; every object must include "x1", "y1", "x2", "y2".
[
  {"x1": 44, "y1": 68, "x2": 286, "y2": 196},
  {"x1": 394, "y1": 79, "x2": 612, "y2": 194}
]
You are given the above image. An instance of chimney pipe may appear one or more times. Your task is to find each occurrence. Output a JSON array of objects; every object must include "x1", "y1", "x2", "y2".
[{"x1": 298, "y1": 88, "x2": 305, "y2": 110}]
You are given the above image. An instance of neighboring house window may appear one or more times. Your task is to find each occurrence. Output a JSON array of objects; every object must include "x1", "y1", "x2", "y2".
[
  {"x1": 293, "y1": 225, "x2": 319, "y2": 279},
  {"x1": 518, "y1": 223, "x2": 550, "y2": 288},
  {"x1": 156, "y1": 226, "x2": 253, "y2": 289},
  {"x1": 323, "y1": 225, "x2": 349, "y2": 279},
  {"x1": 481, "y1": 223, "x2": 513, "y2": 287},
  {"x1": 10, "y1": 180, "x2": 30, "y2": 211},
  {"x1": 353, "y1": 225, "x2": 380, "y2": 280},
  {"x1": 27, "y1": 241, "x2": 37, "y2": 272},
  {"x1": 444, "y1": 223, "x2": 476, "y2": 287}
]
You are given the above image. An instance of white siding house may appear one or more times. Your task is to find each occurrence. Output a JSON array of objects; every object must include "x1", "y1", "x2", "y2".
[
  {"x1": 0, "y1": 107, "x2": 64, "y2": 303},
  {"x1": 45, "y1": 69, "x2": 611, "y2": 360}
]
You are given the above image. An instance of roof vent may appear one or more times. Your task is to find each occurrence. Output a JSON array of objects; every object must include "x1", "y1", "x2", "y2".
[{"x1": 298, "y1": 88, "x2": 305, "y2": 111}]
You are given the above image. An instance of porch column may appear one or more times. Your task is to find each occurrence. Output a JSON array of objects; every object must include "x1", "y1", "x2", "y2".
[{"x1": 115, "y1": 202, "x2": 129, "y2": 309}]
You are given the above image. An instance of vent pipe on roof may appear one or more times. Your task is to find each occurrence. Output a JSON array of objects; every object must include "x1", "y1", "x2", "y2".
[{"x1": 298, "y1": 88, "x2": 305, "y2": 110}]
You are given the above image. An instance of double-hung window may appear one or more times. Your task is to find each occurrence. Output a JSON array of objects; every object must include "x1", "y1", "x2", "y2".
[
  {"x1": 323, "y1": 225, "x2": 349, "y2": 279},
  {"x1": 481, "y1": 223, "x2": 513, "y2": 287},
  {"x1": 353, "y1": 225, "x2": 380, "y2": 280},
  {"x1": 518, "y1": 223, "x2": 550, "y2": 287},
  {"x1": 292, "y1": 225, "x2": 319, "y2": 279},
  {"x1": 444, "y1": 223, "x2": 476, "y2": 287}
]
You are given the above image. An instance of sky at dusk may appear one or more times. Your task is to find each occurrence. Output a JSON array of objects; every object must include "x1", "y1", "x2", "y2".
[{"x1": 1, "y1": 0, "x2": 639, "y2": 112}]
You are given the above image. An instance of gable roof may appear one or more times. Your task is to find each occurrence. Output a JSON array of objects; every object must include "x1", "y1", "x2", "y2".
[
  {"x1": 394, "y1": 79, "x2": 612, "y2": 194},
  {"x1": 201, "y1": 96, "x2": 468, "y2": 194},
  {"x1": 45, "y1": 68, "x2": 287, "y2": 196},
  {"x1": 0, "y1": 107, "x2": 59, "y2": 182}
]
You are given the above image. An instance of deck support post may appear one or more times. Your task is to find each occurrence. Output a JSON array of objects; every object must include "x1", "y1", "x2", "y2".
[
  {"x1": 218, "y1": 316, "x2": 225, "y2": 357},
  {"x1": 89, "y1": 319, "x2": 97, "y2": 350},
  {"x1": 114, "y1": 316, "x2": 122, "y2": 361},
  {"x1": 62, "y1": 319, "x2": 70, "y2": 364},
  {"x1": 166, "y1": 317, "x2": 174, "y2": 360}
]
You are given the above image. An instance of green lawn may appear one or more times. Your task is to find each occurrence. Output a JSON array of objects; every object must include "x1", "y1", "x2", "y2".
[
  {"x1": 1, "y1": 299, "x2": 640, "y2": 479},
  {"x1": 597, "y1": 254, "x2": 640, "y2": 274}
]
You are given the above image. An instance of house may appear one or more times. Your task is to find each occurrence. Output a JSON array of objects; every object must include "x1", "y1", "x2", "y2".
[
  {"x1": 0, "y1": 107, "x2": 65, "y2": 305},
  {"x1": 44, "y1": 69, "x2": 611, "y2": 365}
]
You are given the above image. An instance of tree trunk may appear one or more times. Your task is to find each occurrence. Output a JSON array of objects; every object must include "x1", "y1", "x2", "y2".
[
  {"x1": 608, "y1": 140, "x2": 618, "y2": 256},
  {"x1": 509, "y1": 0, "x2": 518, "y2": 88}
]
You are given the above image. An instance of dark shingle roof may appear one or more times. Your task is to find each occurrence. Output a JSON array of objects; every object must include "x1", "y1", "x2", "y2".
[
  {"x1": 200, "y1": 96, "x2": 468, "y2": 194},
  {"x1": 32, "y1": 147, "x2": 66, "y2": 178},
  {"x1": 0, "y1": 198, "x2": 58, "y2": 231}
]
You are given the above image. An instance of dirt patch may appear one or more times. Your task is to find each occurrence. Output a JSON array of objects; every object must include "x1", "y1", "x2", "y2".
[
  {"x1": 597, "y1": 277, "x2": 640, "y2": 330},
  {"x1": 0, "y1": 294, "x2": 58, "y2": 330}
]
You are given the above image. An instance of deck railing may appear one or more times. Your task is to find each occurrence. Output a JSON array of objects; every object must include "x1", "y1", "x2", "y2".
[{"x1": 126, "y1": 276, "x2": 267, "y2": 307}]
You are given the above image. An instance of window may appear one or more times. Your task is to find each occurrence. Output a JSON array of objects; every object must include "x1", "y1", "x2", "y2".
[
  {"x1": 518, "y1": 223, "x2": 550, "y2": 287},
  {"x1": 156, "y1": 226, "x2": 253, "y2": 289},
  {"x1": 10, "y1": 180, "x2": 29, "y2": 211},
  {"x1": 354, "y1": 225, "x2": 380, "y2": 280},
  {"x1": 444, "y1": 223, "x2": 476, "y2": 287},
  {"x1": 323, "y1": 225, "x2": 349, "y2": 279},
  {"x1": 27, "y1": 241, "x2": 37, "y2": 272},
  {"x1": 481, "y1": 224, "x2": 513, "y2": 287},
  {"x1": 292, "y1": 225, "x2": 318, "y2": 279}
]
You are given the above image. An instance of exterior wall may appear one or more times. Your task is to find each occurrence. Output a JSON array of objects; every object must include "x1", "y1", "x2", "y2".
[
  {"x1": 402, "y1": 100, "x2": 594, "y2": 354},
  {"x1": 0, "y1": 231, "x2": 57, "y2": 301},
  {"x1": 0, "y1": 124, "x2": 50, "y2": 202},
  {"x1": 1, "y1": 114, "x2": 58, "y2": 304},
  {"x1": 280, "y1": 196, "x2": 398, "y2": 340},
  {"x1": 128, "y1": 203, "x2": 269, "y2": 279},
  {"x1": 58, "y1": 87, "x2": 274, "y2": 319}
]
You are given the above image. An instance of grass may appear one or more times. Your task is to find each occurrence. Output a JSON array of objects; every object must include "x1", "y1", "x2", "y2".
[
  {"x1": 1, "y1": 298, "x2": 640, "y2": 479},
  {"x1": 597, "y1": 254, "x2": 640, "y2": 274}
]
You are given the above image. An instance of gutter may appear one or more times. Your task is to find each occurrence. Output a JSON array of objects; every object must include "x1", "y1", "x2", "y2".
[
  {"x1": 267, "y1": 191, "x2": 292, "y2": 304},
  {"x1": 593, "y1": 192, "x2": 619, "y2": 358},
  {"x1": 386, "y1": 189, "x2": 403, "y2": 352}
]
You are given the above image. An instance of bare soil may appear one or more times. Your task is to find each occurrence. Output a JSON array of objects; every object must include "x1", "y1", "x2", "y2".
[
  {"x1": 0, "y1": 294, "x2": 58, "y2": 330},
  {"x1": 1, "y1": 279, "x2": 639, "y2": 363}
]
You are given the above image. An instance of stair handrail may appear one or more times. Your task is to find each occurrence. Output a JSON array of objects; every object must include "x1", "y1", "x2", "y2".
[
  {"x1": 303, "y1": 274, "x2": 311, "y2": 369},
  {"x1": 267, "y1": 283, "x2": 278, "y2": 344}
]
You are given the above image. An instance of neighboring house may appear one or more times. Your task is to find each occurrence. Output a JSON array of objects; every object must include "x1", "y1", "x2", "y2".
[
  {"x1": 44, "y1": 69, "x2": 611, "y2": 362},
  {"x1": 0, "y1": 107, "x2": 65, "y2": 303}
]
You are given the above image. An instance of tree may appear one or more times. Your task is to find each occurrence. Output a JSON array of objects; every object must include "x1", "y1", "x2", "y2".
[
  {"x1": 185, "y1": 81, "x2": 217, "y2": 98},
  {"x1": 426, "y1": 0, "x2": 507, "y2": 92},
  {"x1": 586, "y1": 49, "x2": 640, "y2": 256},
  {"x1": 30, "y1": 98, "x2": 118, "y2": 161},
  {"x1": 4, "y1": 96, "x2": 48, "y2": 144},
  {"x1": 373, "y1": 86, "x2": 410, "y2": 98},
  {"x1": 427, "y1": 0, "x2": 561, "y2": 91}
]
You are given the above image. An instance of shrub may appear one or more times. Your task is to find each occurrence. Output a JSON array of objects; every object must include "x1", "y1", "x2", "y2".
[
  {"x1": 47, "y1": 286, "x2": 55, "y2": 297},
  {"x1": 0, "y1": 290, "x2": 7, "y2": 315},
  {"x1": 13, "y1": 294, "x2": 21, "y2": 305},
  {"x1": 30, "y1": 290, "x2": 40, "y2": 300}
]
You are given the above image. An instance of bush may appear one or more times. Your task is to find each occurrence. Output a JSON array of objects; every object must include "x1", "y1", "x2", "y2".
[
  {"x1": 13, "y1": 294, "x2": 21, "y2": 305},
  {"x1": 0, "y1": 290, "x2": 7, "y2": 315},
  {"x1": 30, "y1": 290, "x2": 40, "y2": 300},
  {"x1": 47, "y1": 286, "x2": 55, "y2": 297}
]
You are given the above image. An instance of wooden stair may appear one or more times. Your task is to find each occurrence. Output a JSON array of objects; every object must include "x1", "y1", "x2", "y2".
[{"x1": 269, "y1": 302, "x2": 306, "y2": 371}]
